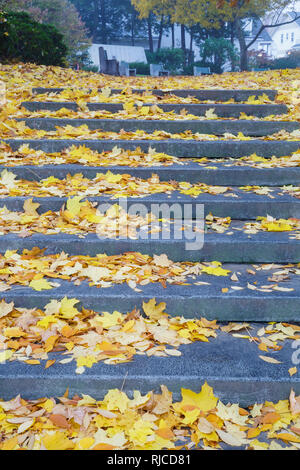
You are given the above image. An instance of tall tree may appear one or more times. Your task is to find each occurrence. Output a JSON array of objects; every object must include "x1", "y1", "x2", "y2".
[
  {"x1": 169, "y1": 0, "x2": 300, "y2": 70},
  {"x1": 132, "y1": 0, "x2": 175, "y2": 50},
  {"x1": 71, "y1": 0, "x2": 147, "y2": 45}
]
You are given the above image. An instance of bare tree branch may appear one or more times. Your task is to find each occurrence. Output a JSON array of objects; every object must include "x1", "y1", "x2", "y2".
[{"x1": 246, "y1": 12, "x2": 300, "y2": 50}]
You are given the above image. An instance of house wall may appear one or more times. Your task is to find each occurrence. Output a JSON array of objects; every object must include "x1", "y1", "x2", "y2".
[{"x1": 268, "y1": 21, "x2": 300, "y2": 57}]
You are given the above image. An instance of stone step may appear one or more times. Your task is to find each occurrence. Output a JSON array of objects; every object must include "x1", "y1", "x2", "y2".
[
  {"x1": 1, "y1": 263, "x2": 300, "y2": 321},
  {"x1": 0, "y1": 191, "x2": 298, "y2": 219},
  {"x1": 1, "y1": 229, "x2": 299, "y2": 263},
  {"x1": 5, "y1": 162, "x2": 300, "y2": 186},
  {"x1": 18, "y1": 117, "x2": 299, "y2": 137},
  {"x1": 0, "y1": 331, "x2": 298, "y2": 405},
  {"x1": 22, "y1": 101, "x2": 288, "y2": 118},
  {"x1": 5, "y1": 139, "x2": 300, "y2": 158},
  {"x1": 32, "y1": 87, "x2": 278, "y2": 102}
]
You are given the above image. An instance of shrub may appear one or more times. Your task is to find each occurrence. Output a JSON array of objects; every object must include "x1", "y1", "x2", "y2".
[
  {"x1": 129, "y1": 62, "x2": 150, "y2": 75},
  {"x1": 0, "y1": 11, "x2": 68, "y2": 65},
  {"x1": 269, "y1": 52, "x2": 300, "y2": 70},
  {"x1": 146, "y1": 48, "x2": 185, "y2": 73}
]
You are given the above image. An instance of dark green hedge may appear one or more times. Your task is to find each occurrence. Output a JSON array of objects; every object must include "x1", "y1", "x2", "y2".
[{"x1": 0, "y1": 11, "x2": 67, "y2": 65}]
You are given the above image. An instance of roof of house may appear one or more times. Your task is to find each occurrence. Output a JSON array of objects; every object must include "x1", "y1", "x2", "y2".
[
  {"x1": 293, "y1": 12, "x2": 300, "y2": 27},
  {"x1": 252, "y1": 19, "x2": 273, "y2": 42}
]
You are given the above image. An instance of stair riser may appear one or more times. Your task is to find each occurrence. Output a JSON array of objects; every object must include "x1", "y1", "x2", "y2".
[
  {"x1": 31, "y1": 87, "x2": 278, "y2": 102},
  {"x1": 19, "y1": 117, "x2": 299, "y2": 136},
  {"x1": 22, "y1": 101, "x2": 288, "y2": 117},
  {"x1": 5, "y1": 165, "x2": 300, "y2": 186},
  {"x1": 0, "y1": 375, "x2": 297, "y2": 406},
  {"x1": 0, "y1": 235, "x2": 299, "y2": 263},
  {"x1": 0, "y1": 196, "x2": 298, "y2": 220},
  {"x1": 1, "y1": 288, "x2": 299, "y2": 322},
  {"x1": 4, "y1": 139, "x2": 300, "y2": 158}
]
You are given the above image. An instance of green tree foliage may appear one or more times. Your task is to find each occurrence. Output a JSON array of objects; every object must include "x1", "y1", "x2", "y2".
[
  {"x1": 0, "y1": 11, "x2": 67, "y2": 65},
  {"x1": 198, "y1": 37, "x2": 238, "y2": 73}
]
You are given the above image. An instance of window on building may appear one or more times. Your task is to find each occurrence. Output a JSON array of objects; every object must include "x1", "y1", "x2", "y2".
[
  {"x1": 286, "y1": 33, "x2": 289, "y2": 40},
  {"x1": 281, "y1": 33, "x2": 284, "y2": 43},
  {"x1": 291, "y1": 32, "x2": 294, "y2": 42}
]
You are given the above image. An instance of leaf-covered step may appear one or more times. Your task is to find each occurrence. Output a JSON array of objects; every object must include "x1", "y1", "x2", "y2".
[
  {"x1": 32, "y1": 87, "x2": 278, "y2": 102},
  {"x1": 22, "y1": 101, "x2": 288, "y2": 118},
  {"x1": 0, "y1": 328, "x2": 298, "y2": 405},
  {"x1": 0, "y1": 260, "x2": 300, "y2": 321},
  {"x1": 0, "y1": 228, "x2": 299, "y2": 263},
  {"x1": 4, "y1": 138, "x2": 300, "y2": 158},
  {"x1": 18, "y1": 117, "x2": 299, "y2": 137},
  {"x1": 4, "y1": 163, "x2": 300, "y2": 186},
  {"x1": 0, "y1": 190, "x2": 299, "y2": 219}
]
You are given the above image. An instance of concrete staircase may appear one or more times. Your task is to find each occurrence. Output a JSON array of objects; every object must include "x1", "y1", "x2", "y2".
[{"x1": 1, "y1": 87, "x2": 300, "y2": 406}]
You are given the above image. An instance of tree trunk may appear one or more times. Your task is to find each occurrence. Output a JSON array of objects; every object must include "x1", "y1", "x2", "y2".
[
  {"x1": 171, "y1": 23, "x2": 175, "y2": 49},
  {"x1": 92, "y1": 0, "x2": 100, "y2": 42},
  {"x1": 181, "y1": 24, "x2": 186, "y2": 66},
  {"x1": 99, "y1": 0, "x2": 107, "y2": 44},
  {"x1": 148, "y1": 17, "x2": 154, "y2": 53},
  {"x1": 181, "y1": 24, "x2": 186, "y2": 50},
  {"x1": 235, "y1": 18, "x2": 248, "y2": 71},
  {"x1": 188, "y1": 29, "x2": 194, "y2": 66},
  {"x1": 157, "y1": 15, "x2": 164, "y2": 51},
  {"x1": 131, "y1": 13, "x2": 135, "y2": 46}
]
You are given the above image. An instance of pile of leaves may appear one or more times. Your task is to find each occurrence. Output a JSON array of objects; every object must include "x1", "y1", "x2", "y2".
[
  {"x1": 0, "y1": 169, "x2": 233, "y2": 199},
  {"x1": 0, "y1": 298, "x2": 299, "y2": 374},
  {"x1": 0, "y1": 248, "x2": 233, "y2": 292},
  {"x1": 1, "y1": 144, "x2": 300, "y2": 170},
  {"x1": 0, "y1": 199, "x2": 163, "y2": 239},
  {"x1": 0, "y1": 143, "x2": 183, "y2": 167},
  {"x1": 1, "y1": 383, "x2": 300, "y2": 450},
  {"x1": 0, "y1": 249, "x2": 298, "y2": 296}
]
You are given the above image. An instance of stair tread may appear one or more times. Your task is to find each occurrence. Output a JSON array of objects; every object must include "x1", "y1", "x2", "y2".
[
  {"x1": 0, "y1": 228, "x2": 298, "y2": 263},
  {"x1": 1, "y1": 263, "x2": 300, "y2": 321},
  {"x1": 0, "y1": 330, "x2": 297, "y2": 404},
  {"x1": 21, "y1": 101, "x2": 288, "y2": 117},
  {"x1": 2, "y1": 161, "x2": 300, "y2": 186},
  {"x1": 31, "y1": 87, "x2": 278, "y2": 102},
  {"x1": 4, "y1": 138, "x2": 300, "y2": 158},
  {"x1": 19, "y1": 117, "x2": 299, "y2": 137}
]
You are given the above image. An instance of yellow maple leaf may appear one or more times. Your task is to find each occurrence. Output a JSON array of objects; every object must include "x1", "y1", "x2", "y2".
[
  {"x1": 179, "y1": 382, "x2": 218, "y2": 413},
  {"x1": 0, "y1": 350, "x2": 13, "y2": 363},
  {"x1": 66, "y1": 196, "x2": 83, "y2": 217},
  {"x1": 76, "y1": 355, "x2": 98, "y2": 368},
  {"x1": 104, "y1": 389, "x2": 130, "y2": 413},
  {"x1": 143, "y1": 298, "x2": 167, "y2": 321},
  {"x1": 201, "y1": 261, "x2": 231, "y2": 276},
  {"x1": 29, "y1": 278, "x2": 53, "y2": 291},
  {"x1": 97, "y1": 310, "x2": 124, "y2": 329},
  {"x1": 42, "y1": 432, "x2": 74, "y2": 450},
  {"x1": 59, "y1": 297, "x2": 80, "y2": 319},
  {"x1": 23, "y1": 198, "x2": 40, "y2": 216},
  {"x1": 37, "y1": 315, "x2": 57, "y2": 329}
]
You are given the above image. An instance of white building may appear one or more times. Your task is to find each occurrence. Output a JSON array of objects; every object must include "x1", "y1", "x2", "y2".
[
  {"x1": 267, "y1": 12, "x2": 300, "y2": 57},
  {"x1": 246, "y1": 12, "x2": 300, "y2": 58}
]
